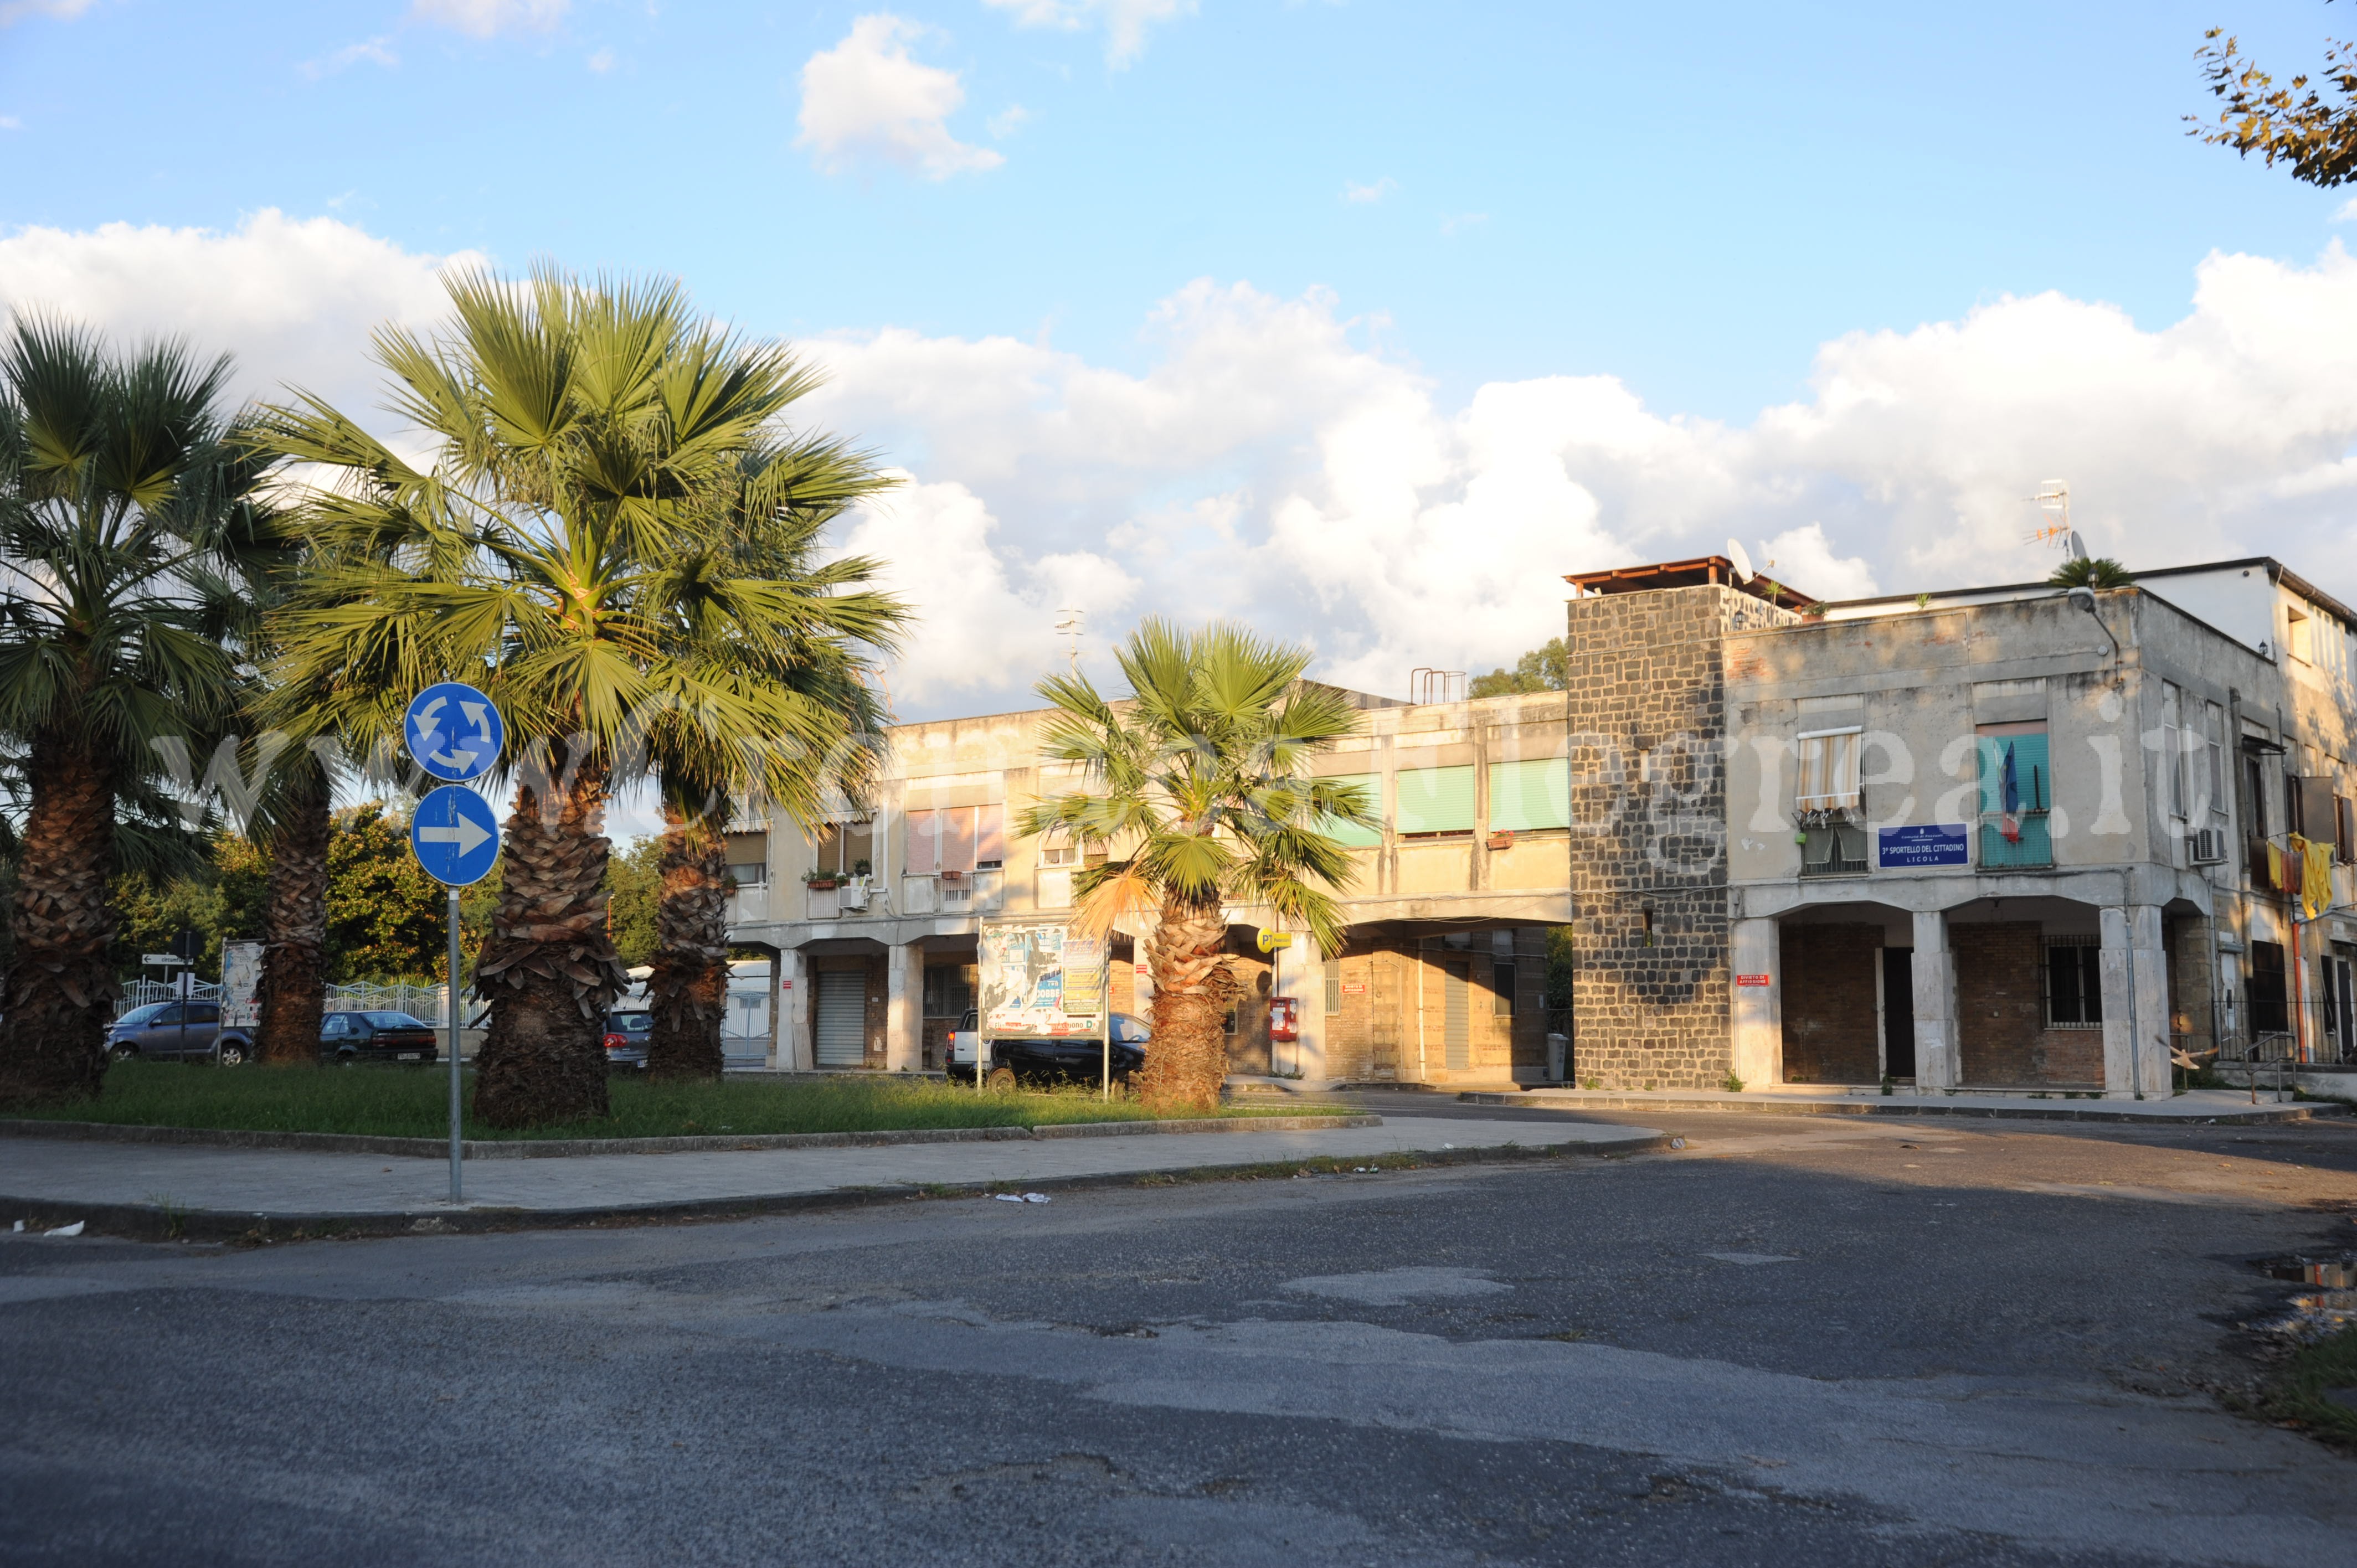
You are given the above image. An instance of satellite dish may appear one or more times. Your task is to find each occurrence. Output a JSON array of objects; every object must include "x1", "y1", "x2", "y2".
[
  {"x1": 2066, "y1": 530, "x2": 2088, "y2": 561},
  {"x1": 1725, "y1": 538, "x2": 1754, "y2": 583}
]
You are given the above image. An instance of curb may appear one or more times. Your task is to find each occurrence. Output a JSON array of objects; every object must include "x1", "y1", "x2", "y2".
[
  {"x1": 0, "y1": 1113, "x2": 1380, "y2": 1160},
  {"x1": 1457, "y1": 1092, "x2": 2345, "y2": 1125},
  {"x1": 0, "y1": 1128, "x2": 1663, "y2": 1245}
]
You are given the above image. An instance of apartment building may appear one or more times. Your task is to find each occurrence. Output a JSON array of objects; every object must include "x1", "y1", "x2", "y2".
[
  {"x1": 723, "y1": 690, "x2": 1577, "y2": 1085},
  {"x1": 1571, "y1": 554, "x2": 2357, "y2": 1096}
]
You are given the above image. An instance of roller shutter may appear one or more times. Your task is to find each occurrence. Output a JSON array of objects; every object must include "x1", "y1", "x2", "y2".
[{"x1": 814, "y1": 969, "x2": 867, "y2": 1067}]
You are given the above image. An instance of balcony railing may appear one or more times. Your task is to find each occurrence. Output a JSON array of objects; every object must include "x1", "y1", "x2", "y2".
[{"x1": 1979, "y1": 813, "x2": 2052, "y2": 870}]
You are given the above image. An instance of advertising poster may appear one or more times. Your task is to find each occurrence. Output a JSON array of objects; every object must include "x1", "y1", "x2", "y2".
[
  {"x1": 979, "y1": 919, "x2": 1108, "y2": 1039},
  {"x1": 219, "y1": 941, "x2": 264, "y2": 1028}
]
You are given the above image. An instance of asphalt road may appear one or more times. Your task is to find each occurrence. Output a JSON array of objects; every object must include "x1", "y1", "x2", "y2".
[{"x1": 4, "y1": 1107, "x2": 2354, "y2": 1567}]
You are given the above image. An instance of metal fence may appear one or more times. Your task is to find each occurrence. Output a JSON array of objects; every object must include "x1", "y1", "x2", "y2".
[{"x1": 112, "y1": 980, "x2": 452, "y2": 1024}]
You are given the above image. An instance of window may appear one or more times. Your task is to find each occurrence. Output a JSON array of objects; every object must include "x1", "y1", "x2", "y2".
[
  {"x1": 2204, "y1": 702, "x2": 2226, "y2": 819},
  {"x1": 2044, "y1": 937, "x2": 2102, "y2": 1028},
  {"x1": 1491, "y1": 960, "x2": 1516, "y2": 1018},
  {"x1": 2244, "y1": 749, "x2": 2269, "y2": 838},
  {"x1": 1395, "y1": 765, "x2": 1475, "y2": 837},
  {"x1": 1324, "y1": 958, "x2": 1343, "y2": 1013},
  {"x1": 2289, "y1": 606, "x2": 2314, "y2": 664},
  {"x1": 1795, "y1": 728, "x2": 1862, "y2": 812},
  {"x1": 1488, "y1": 758, "x2": 1570, "y2": 832},
  {"x1": 2340, "y1": 794, "x2": 2355, "y2": 865},
  {"x1": 904, "y1": 804, "x2": 1005, "y2": 875},
  {"x1": 1976, "y1": 724, "x2": 2052, "y2": 869},
  {"x1": 812, "y1": 819, "x2": 873, "y2": 878},
  {"x1": 1316, "y1": 772, "x2": 1383, "y2": 846},
  {"x1": 2161, "y1": 682, "x2": 2186, "y2": 819},
  {"x1": 922, "y1": 963, "x2": 975, "y2": 1019},
  {"x1": 1800, "y1": 821, "x2": 1869, "y2": 876},
  {"x1": 724, "y1": 831, "x2": 769, "y2": 888}
]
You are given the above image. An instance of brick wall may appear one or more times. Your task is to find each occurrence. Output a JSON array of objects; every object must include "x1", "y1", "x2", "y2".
[
  {"x1": 1954, "y1": 922, "x2": 2044, "y2": 1085},
  {"x1": 1780, "y1": 923, "x2": 1883, "y2": 1084},
  {"x1": 1565, "y1": 584, "x2": 1798, "y2": 1089}
]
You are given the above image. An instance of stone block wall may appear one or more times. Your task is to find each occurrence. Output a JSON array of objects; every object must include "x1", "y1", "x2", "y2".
[{"x1": 1565, "y1": 584, "x2": 1797, "y2": 1089}]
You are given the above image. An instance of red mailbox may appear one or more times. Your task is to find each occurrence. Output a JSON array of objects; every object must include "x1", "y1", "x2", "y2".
[{"x1": 1268, "y1": 996, "x2": 1299, "y2": 1044}]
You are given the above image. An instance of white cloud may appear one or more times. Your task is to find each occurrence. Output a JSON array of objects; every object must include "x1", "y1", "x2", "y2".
[
  {"x1": 1342, "y1": 177, "x2": 1396, "y2": 204},
  {"x1": 409, "y1": 0, "x2": 568, "y2": 38},
  {"x1": 837, "y1": 477, "x2": 1137, "y2": 705},
  {"x1": 984, "y1": 0, "x2": 1193, "y2": 67},
  {"x1": 302, "y1": 37, "x2": 399, "y2": 78},
  {"x1": 795, "y1": 14, "x2": 1002, "y2": 180},
  {"x1": 16, "y1": 209, "x2": 2357, "y2": 718},
  {"x1": 0, "y1": 116, "x2": 18, "y2": 130},
  {"x1": 1439, "y1": 212, "x2": 1487, "y2": 236},
  {"x1": 986, "y1": 103, "x2": 1031, "y2": 140},
  {"x1": 586, "y1": 46, "x2": 615, "y2": 73},
  {"x1": 0, "y1": 210, "x2": 484, "y2": 414},
  {"x1": 0, "y1": 0, "x2": 93, "y2": 26}
]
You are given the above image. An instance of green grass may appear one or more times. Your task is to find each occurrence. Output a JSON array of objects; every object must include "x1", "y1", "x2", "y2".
[
  {"x1": 2264, "y1": 1323, "x2": 2357, "y2": 1449},
  {"x1": 7, "y1": 1060, "x2": 1350, "y2": 1141}
]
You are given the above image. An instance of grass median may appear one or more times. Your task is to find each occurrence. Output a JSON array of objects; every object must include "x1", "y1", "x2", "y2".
[{"x1": 8, "y1": 1060, "x2": 1349, "y2": 1141}]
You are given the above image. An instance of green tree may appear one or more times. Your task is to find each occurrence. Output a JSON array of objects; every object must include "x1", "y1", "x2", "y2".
[
  {"x1": 1017, "y1": 621, "x2": 1377, "y2": 1112},
  {"x1": 606, "y1": 837, "x2": 661, "y2": 970},
  {"x1": 2047, "y1": 556, "x2": 2133, "y2": 589},
  {"x1": 259, "y1": 267, "x2": 900, "y2": 1126},
  {"x1": 1468, "y1": 637, "x2": 1571, "y2": 698},
  {"x1": 325, "y1": 804, "x2": 449, "y2": 983},
  {"x1": 0, "y1": 321, "x2": 277, "y2": 1107},
  {"x1": 640, "y1": 439, "x2": 902, "y2": 1081},
  {"x1": 2193, "y1": 14, "x2": 2357, "y2": 187}
]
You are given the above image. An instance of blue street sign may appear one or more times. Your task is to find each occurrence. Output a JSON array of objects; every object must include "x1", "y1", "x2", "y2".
[
  {"x1": 411, "y1": 786, "x2": 502, "y2": 886},
  {"x1": 405, "y1": 682, "x2": 505, "y2": 783},
  {"x1": 1877, "y1": 823, "x2": 1970, "y2": 869}
]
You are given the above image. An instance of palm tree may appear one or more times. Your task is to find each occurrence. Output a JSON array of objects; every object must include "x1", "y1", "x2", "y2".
[
  {"x1": 258, "y1": 266, "x2": 902, "y2": 1126},
  {"x1": 1015, "y1": 621, "x2": 1377, "y2": 1112},
  {"x1": 2048, "y1": 556, "x2": 2133, "y2": 589},
  {"x1": 0, "y1": 320, "x2": 274, "y2": 1106},
  {"x1": 640, "y1": 441, "x2": 902, "y2": 1081}
]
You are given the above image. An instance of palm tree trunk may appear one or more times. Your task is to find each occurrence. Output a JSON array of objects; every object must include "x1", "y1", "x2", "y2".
[
  {"x1": 1138, "y1": 891, "x2": 1232, "y2": 1113},
  {"x1": 472, "y1": 756, "x2": 630, "y2": 1127},
  {"x1": 255, "y1": 765, "x2": 331, "y2": 1066},
  {"x1": 646, "y1": 802, "x2": 728, "y2": 1081},
  {"x1": 0, "y1": 726, "x2": 119, "y2": 1107}
]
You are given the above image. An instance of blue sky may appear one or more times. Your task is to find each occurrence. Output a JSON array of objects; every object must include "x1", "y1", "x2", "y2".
[{"x1": 4, "y1": 0, "x2": 2356, "y2": 711}]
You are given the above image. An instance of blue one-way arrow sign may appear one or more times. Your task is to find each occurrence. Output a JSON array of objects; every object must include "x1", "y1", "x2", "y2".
[
  {"x1": 411, "y1": 786, "x2": 501, "y2": 886},
  {"x1": 405, "y1": 681, "x2": 504, "y2": 783}
]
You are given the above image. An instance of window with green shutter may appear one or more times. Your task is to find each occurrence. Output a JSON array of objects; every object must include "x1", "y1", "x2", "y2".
[
  {"x1": 1975, "y1": 725, "x2": 2052, "y2": 869},
  {"x1": 1316, "y1": 772, "x2": 1383, "y2": 847},
  {"x1": 1396, "y1": 765, "x2": 1476, "y2": 836},
  {"x1": 1488, "y1": 757, "x2": 1569, "y2": 832}
]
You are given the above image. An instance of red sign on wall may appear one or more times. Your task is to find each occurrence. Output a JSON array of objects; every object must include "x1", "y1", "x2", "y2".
[
  {"x1": 1342, "y1": 982, "x2": 1367, "y2": 995},
  {"x1": 1735, "y1": 973, "x2": 1772, "y2": 987}
]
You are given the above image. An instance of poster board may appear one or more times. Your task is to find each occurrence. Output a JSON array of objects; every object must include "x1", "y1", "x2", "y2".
[
  {"x1": 219, "y1": 941, "x2": 264, "y2": 1028},
  {"x1": 978, "y1": 919, "x2": 1109, "y2": 1040}
]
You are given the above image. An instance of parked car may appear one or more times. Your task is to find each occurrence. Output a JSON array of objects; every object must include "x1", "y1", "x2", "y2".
[
  {"x1": 603, "y1": 1009, "x2": 652, "y2": 1070},
  {"x1": 106, "y1": 1002, "x2": 254, "y2": 1066},
  {"x1": 948, "y1": 1009, "x2": 1148, "y2": 1088},
  {"x1": 320, "y1": 1010, "x2": 439, "y2": 1064}
]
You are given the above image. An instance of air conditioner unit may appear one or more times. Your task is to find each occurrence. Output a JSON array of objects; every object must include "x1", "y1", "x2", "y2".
[
  {"x1": 2191, "y1": 827, "x2": 2227, "y2": 865},
  {"x1": 837, "y1": 875, "x2": 869, "y2": 911}
]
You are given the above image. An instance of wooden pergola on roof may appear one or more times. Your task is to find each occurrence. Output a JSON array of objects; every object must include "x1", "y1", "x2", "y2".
[{"x1": 1563, "y1": 555, "x2": 1820, "y2": 612}]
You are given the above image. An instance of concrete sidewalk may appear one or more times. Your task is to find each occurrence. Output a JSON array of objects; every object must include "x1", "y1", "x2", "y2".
[
  {"x1": 0, "y1": 1115, "x2": 1661, "y2": 1237},
  {"x1": 1457, "y1": 1086, "x2": 2341, "y2": 1123}
]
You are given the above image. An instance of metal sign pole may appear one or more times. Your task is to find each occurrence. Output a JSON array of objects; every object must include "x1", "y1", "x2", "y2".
[{"x1": 447, "y1": 889, "x2": 463, "y2": 1203}]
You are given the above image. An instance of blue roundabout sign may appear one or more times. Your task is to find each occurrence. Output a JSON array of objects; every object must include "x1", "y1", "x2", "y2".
[{"x1": 405, "y1": 682, "x2": 504, "y2": 783}]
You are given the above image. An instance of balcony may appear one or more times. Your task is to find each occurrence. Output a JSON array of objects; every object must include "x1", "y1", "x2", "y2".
[
  {"x1": 1979, "y1": 814, "x2": 2053, "y2": 870},
  {"x1": 1799, "y1": 820, "x2": 1869, "y2": 878}
]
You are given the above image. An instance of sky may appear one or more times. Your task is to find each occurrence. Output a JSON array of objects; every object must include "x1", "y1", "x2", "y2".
[{"x1": 4, "y1": 0, "x2": 2357, "y2": 719}]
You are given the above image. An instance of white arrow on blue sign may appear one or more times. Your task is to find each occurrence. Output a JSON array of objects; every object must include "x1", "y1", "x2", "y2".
[
  {"x1": 411, "y1": 786, "x2": 502, "y2": 886},
  {"x1": 405, "y1": 681, "x2": 505, "y2": 783}
]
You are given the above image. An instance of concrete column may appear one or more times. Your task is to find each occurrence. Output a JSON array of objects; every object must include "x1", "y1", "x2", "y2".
[
  {"x1": 1730, "y1": 916, "x2": 1782, "y2": 1089},
  {"x1": 2100, "y1": 905, "x2": 2171, "y2": 1098},
  {"x1": 1910, "y1": 910, "x2": 1960, "y2": 1090},
  {"x1": 779, "y1": 947, "x2": 811, "y2": 1071},
  {"x1": 1293, "y1": 949, "x2": 1329, "y2": 1083},
  {"x1": 886, "y1": 941, "x2": 924, "y2": 1073}
]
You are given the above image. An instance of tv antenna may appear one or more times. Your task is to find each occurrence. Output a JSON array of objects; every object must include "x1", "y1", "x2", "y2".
[
  {"x1": 1054, "y1": 608, "x2": 1084, "y2": 674},
  {"x1": 2024, "y1": 480, "x2": 2076, "y2": 551}
]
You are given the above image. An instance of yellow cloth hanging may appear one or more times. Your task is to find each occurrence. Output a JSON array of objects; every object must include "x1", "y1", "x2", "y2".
[{"x1": 2304, "y1": 835, "x2": 2335, "y2": 920}]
